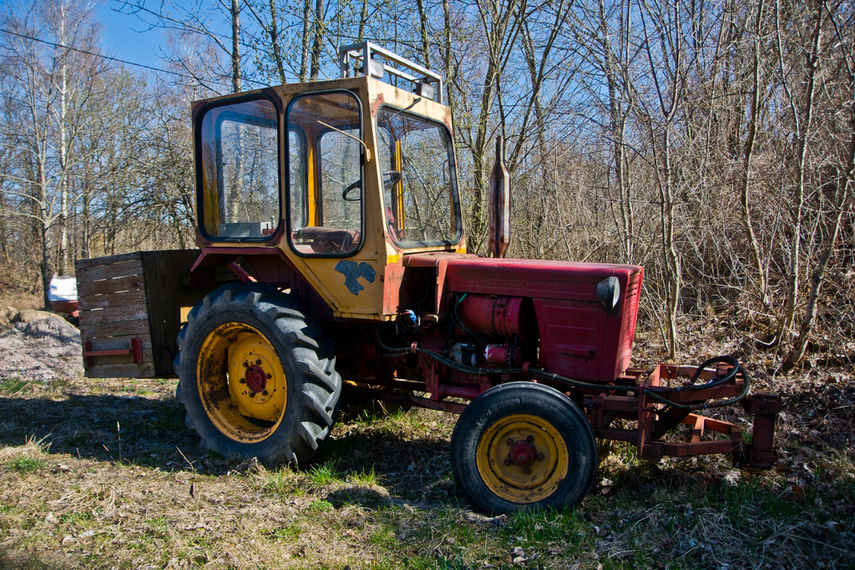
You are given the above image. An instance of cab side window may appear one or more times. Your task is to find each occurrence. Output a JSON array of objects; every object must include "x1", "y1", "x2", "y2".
[
  {"x1": 287, "y1": 92, "x2": 363, "y2": 256},
  {"x1": 198, "y1": 98, "x2": 279, "y2": 240}
]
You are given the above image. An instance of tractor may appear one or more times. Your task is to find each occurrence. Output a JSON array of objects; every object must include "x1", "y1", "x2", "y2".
[{"x1": 76, "y1": 42, "x2": 780, "y2": 514}]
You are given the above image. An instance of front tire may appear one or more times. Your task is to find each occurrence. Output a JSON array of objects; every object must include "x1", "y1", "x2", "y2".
[
  {"x1": 450, "y1": 382, "x2": 597, "y2": 514},
  {"x1": 175, "y1": 283, "x2": 341, "y2": 465}
]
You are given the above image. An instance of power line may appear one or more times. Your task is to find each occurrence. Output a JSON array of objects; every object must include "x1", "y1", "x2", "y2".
[
  {"x1": 0, "y1": 27, "x2": 268, "y2": 87},
  {"x1": 0, "y1": 26, "x2": 186, "y2": 78}
]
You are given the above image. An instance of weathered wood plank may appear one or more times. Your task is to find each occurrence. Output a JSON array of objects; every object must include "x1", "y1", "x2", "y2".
[
  {"x1": 84, "y1": 362, "x2": 157, "y2": 379},
  {"x1": 79, "y1": 319, "x2": 151, "y2": 340},
  {"x1": 77, "y1": 287, "x2": 146, "y2": 310},
  {"x1": 76, "y1": 259, "x2": 144, "y2": 284},
  {"x1": 142, "y1": 250, "x2": 199, "y2": 377},
  {"x1": 82, "y1": 336, "x2": 153, "y2": 352},
  {"x1": 79, "y1": 305, "x2": 149, "y2": 325},
  {"x1": 74, "y1": 251, "x2": 142, "y2": 270},
  {"x1": 77, "y1": 275, "x2": 145, "y2": 299},
  {"x1": 77, "y1": 249, "x2": 201, "y2": 378}
]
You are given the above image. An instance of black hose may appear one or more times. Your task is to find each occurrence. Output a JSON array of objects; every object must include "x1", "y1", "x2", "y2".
[
  {"x1": 375, "y1": 330, "x2": 750, "y2": 410},
  {"x1": 680, "y1": 355, "x2": 741, "y2": 391},
  {"x1": 375, "y1": 328, "x2": 410, "y2": 356},
  {"x1": 642, "y1": 363, "x2": 751, "y2": 411}
]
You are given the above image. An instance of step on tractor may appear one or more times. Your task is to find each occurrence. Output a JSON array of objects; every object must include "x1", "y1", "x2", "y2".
[{"x1": 76, "y1": 42, "x2": 780, "y2": 514}]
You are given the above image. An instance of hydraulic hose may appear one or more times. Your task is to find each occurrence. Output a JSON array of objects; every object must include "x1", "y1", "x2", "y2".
[
  {"x1": 375, "y1": 330, "x2": 750, "y2": 410},
  {"x1": 642, "y1": 365, "x2": 750, "y2": 411}
]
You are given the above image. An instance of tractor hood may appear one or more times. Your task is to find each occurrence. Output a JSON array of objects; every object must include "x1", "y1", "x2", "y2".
[
  {"x1": 441, "y1": 256, "x2": 642, "y2": 302},
  {"x1": 407, "y1": 253, "x2": 644, "y2": 382}
]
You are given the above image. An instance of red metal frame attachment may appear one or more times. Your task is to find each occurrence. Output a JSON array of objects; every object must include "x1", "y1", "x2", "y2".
[
  {"x1": 586, "y1": 363, "x2": 780, "y2": 468},
  {"x1": 83, "y1": 337, "x2": 143, "y2": 367}
]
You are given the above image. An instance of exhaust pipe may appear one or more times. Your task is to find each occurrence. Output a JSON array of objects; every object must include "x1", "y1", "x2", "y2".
[{"x1": 488, "y1": 136, "x2": 510, "y2": 258}]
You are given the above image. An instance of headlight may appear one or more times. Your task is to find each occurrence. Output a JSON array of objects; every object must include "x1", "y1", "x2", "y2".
[{"x1": 597, "y1": 276, "x2": 620, "y2": 309}]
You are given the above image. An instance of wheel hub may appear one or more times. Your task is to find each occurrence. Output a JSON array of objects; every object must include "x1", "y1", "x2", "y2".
[
  {"x1": 196, "y1": 323, "x2": 287, "y2": 443},
  {"x1": 508, "y1": 438, "x2": 537, "y2": 467},
  {"x1": 245, "y1": 364, "x2": 268, "y2": 393}
]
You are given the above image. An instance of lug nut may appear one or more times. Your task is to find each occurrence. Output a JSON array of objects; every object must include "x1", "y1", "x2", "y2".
[
  {"x1": 506, "y1": 439, "x2": 514, "y2": 446},
  {"x1": 527, "y1": 435, "x2": 534, "y2": 443},
  {"x1": 262, "y1": 390, "x2": 268, "y2": 396},
  {"x1": 537, "y1": 452, "x2": 545, "y2": 460},
  {"x1": 243, "y1": 361, "x2": 248, "y2": 368},
  {"x1": 523, "y1": 467, "x2": 531, "y2": 475},
  {"x1": 504, "y1": 459, "x2": 512, "y2": 466},
  {"x1": 239, "y1": 378, "x2": 246, "y2": 384},
  {"x1": 256, "y1": 359, "x2": 262, "y2": 365},
  {"x1": 267, "y1": 374, "x2": 272, "y2": 379}
]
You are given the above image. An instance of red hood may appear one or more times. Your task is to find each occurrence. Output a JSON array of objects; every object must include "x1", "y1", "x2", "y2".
[{"x1": 441, "y1": 256, "x2": 642, "y2": 300}]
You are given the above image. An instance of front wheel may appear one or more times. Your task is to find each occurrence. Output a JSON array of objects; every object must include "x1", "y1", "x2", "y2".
[
  {"x1": 450, "y1": 382, "x2": 597, "y2": 514},
  {"x1": 174, "y1": 283, "x2": 342, "y2": 465}
]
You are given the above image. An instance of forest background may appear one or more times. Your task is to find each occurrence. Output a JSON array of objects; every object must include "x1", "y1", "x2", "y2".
[{"x1": 0, "y1": 0, "x2": 852, "y2": 371}]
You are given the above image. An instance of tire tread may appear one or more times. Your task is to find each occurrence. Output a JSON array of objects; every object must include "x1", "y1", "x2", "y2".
[{"x1": 174, "y1": 283, "x2": 341, "y2": 466}]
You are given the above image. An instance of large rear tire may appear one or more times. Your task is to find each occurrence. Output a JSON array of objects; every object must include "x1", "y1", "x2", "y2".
[
  {"x1": 450, "y1": 382, "x2": 597, "y2": 514},
  {"x1": 175, "y1": 283, "x2": 341, "y2": 465}
]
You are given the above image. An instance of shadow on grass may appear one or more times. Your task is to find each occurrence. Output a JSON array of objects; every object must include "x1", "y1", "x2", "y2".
[
  {"x1": 0, "y1": 393, "x2": 462, "y2": 509},
  {"x1": 0, "y1": 394, "x2": 216, "y2": 473},
  {"x1": 1, "y1": 390, "x2": 853, "y2": 569}
]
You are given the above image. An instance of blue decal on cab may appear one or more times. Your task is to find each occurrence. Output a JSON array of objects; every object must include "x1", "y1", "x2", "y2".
[{"x1": 335, "y1": 260, "x2": 376, "y2": 295}]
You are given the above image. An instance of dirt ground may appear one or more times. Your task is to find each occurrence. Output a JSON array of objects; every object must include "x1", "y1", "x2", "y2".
[{"x1": 0, "y1": 308, "x2": 853, "y2": 569}]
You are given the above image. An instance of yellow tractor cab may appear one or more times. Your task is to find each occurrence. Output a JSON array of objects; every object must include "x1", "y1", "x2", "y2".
[{"x1": 192, "y1": 42, "x2": 462, "y2": 321}]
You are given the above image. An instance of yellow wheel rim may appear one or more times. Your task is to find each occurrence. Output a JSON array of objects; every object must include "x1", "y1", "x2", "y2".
[
  {"x1": 475, "y1": 413, "x2": 570, "y2": 504},
  {"x1": 196, "y1": 322, "x2": 287, "y2": 443}
]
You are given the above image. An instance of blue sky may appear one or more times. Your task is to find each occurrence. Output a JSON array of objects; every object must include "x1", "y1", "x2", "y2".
[
  {"x1": 96, "y1": 1, "x2": 165, "y2": 69},
  {"x1": 0, "y1": 0, "x2": 168, "y2": 69}
]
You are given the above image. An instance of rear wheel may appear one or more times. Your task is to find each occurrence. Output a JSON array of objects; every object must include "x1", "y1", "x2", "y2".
[
  {"x1": 450, "y1": 382, "x2": 597, "y2": 514},
  {"x1": 175, "y1": 283, "x2": 341, "y2": 465}
]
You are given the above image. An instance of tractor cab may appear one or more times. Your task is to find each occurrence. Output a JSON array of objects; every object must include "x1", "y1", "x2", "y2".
[{"x1": 192, "y1": 42, "x2": 463, "y2": 320}]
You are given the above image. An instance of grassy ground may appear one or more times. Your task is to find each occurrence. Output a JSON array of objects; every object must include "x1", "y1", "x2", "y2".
[{"x1": 1, "y1": 367, "x2": 853, "y2": 569}]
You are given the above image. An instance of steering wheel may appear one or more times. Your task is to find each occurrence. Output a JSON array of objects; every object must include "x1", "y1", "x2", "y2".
[
  {"x1": 342, "y1": 180, "x2": 361, "y2": 202},
  {"x1": 383, "y1": 170, "x2": 402, "y2": 191},
  {"x1": 343, "y1": 171, "x2": 402, "y2": 202}
]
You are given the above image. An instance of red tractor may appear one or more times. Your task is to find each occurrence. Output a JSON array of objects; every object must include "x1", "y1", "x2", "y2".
[{"x1": 77, "y1": 42, "x2": 779, "y2": 514}]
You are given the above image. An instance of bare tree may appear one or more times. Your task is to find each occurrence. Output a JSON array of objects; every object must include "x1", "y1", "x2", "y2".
[
  {"x1": 634, "y1": 0, "x2": 693, "y2": 359},
  {"x1": 738, "y1": 0, "x2": 772, "y2": 311},
  {"x1": 115, "y1": 0, "x2": 244, "y2": 92},
  {"x1": 781, "y1": 0, "x2": 855, "y2": 369},
  {"x1": 451, "y1": 0, "x2": 525, "y2": 253},
  {"x1": 1, "y1": 0, "x2": 104, "y2": 304}
]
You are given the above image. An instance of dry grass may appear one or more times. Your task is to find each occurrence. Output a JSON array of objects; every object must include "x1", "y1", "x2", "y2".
[{"x1": 0, "y1": 360, "x2": 853, "y2": 568}]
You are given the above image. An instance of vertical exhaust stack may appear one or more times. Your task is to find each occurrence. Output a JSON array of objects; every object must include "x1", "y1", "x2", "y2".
[{"x1": 489, "y1": 136, "x2": 510, "y2": 258}]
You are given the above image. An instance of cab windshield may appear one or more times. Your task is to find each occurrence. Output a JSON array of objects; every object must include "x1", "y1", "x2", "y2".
[{"x1": 376, "y1": 108, "x2": 460, "y2": 247}]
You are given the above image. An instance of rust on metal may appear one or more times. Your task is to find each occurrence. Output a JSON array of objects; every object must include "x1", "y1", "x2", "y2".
[
  {"x1": 82, "y1": 336, "x2": 143, "y2": 366},
  {"x1": 227, "y1": 261, "x2": 257, "y2": 283},
  {"x1": 741, "y1": 392, "x2": 782, "y2": 468}
]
